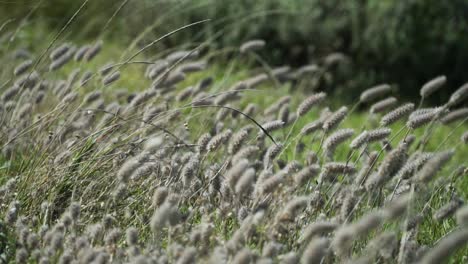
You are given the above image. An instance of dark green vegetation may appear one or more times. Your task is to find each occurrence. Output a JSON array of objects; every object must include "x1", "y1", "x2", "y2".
[
  {"x1": 3, "y1": 0, "x2": 468, "y2": 103},
  {"x1": 0, "y1": 1, "x2": 468, "y2": 263}
]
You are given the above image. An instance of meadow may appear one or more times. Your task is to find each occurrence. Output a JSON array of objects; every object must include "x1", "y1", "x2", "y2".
[{"x1": 0, "y1": 4, "x2": 468, "y2": 264}]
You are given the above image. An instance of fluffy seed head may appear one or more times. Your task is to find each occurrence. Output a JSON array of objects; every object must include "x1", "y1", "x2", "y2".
[
  {"x1": 102, "y1": 71, "x2": 120, "y2": 86},
  {"x1": 156, "y1": 71, "x2": 186, "y2": 88},
  {"x1": 148, "y1": 60, "x2": 169, "y2": 79},
  {"x1": 367, "y1": 128, "x2": 392, "y2": 142},
  {"x1": 14, "y1": 60, "x2": 33, "y2": 76},
  {"x1": 99, "y1": 62, "x2": 115, "y2": 76},
  {"x1": 258, "y1": 120, "x2": 284, "y2": 138},
  {"x1": 69, "y1": 202, "x2": 80, "y2": 221},
  {"x1": 50, "y1": 43, "x2": 70, "y2": 60},
  {"x1": 278, "y1": 104, "x2": 290, "y2": 124},
  {"x1": 415, "y1": 150, "x2": 455, "y2": 183},
  {"x1": 83, "y1": 91, "x2": 101, "y2": 105},
  {"x1": 1, "y1": 85, "x2": 20, "y2": 102},
  {"x1": 433, "y1": 197, "x2": 463, "y2": 221},
  {"x1": 367, "y1": 232, "x2": 398, "y2": 260},
  {"x1": 323, "y1": 106, "x2": 348, "y2": 132},
  {"x1": 197, "y1": 133, "x2": 211, "y2": 153},
  {"x1": 16, "y1": 103, "x2": 32, "y2": 120},
  {"x1": 235, "y1": 168, "x2": 256, "y2": 197},
  {"x1": 152, "y1": 187, "x2": 169, "y2": 208},
  {"x1": 245, "y1": 73, "x2": 269, "y2": 88},
  {"x1": 181, "y1": 157, "x2": 199, "y2": 187},
  {"x1": 177, "y1": 247, "x2": 197, "y2": 264},
  {"x1": 128, "y1": 90, "x2": 157, "y2": 109},
  {"x1": 323, "y1": 128, "x2": 354, "y2": 160},
  {"x1": 370, "y1": 97, "x2": 398, "y2": 114},
  {"x1": 324, "y1": 52, "x2": 347, "y2": 66},
  {"x1": 280, "y1": 252, "x2": 299, "y2": 264},
  {"x1": 15, "y1": 70, "x2": 39, "y2": 88},
  {"x1": 243, "y1": 103, "x2": 257, "y2": 117},
  {"x1": 380, "y1": 103, "x2": 415, "y2": 126},
  {"x1": 301, "y1": 237, "x2": 330, "y2": 264},
  {"x1": 301, "y1": 120, "x2": 323, "y2": 135},
  {"x1": 293, "y1": 164, "x2": 320, "y2": 186},
  {"x1": 150, "y1": 199, "x2": 180, "y2": 232},
  {"x1": 61, "y1": 91, "x2": 78, "y2": 104},
  {"x1": 259, "y1": 172, "x2": 285, "y2": 195},
  {"x1": 456, "y1": 205, "x2": 468, "y2": 226},
  {"x1": 166, "y1": 50, "x2": 199, "y2": 63},
  {"x1": 263, "y1": 143, "x2": 283, "y2": 168},
  {"x1": 360, "y1": 84, "x2": 392, "y2": 103},
  {"x1": 240, "y1": 39, "x2": 266, "y2": 53},
  {"x1": 117, "y1": 158, "x2": 140, "y2": 183},
  {"x1": 384, "y1": 194, "x2": 411, "y2": 219},
  {"x1": 340, "y1": 189, "x2": 358, "y2": 222},
  {"x1": 262, "y1": 241, "x2": 283, "y2": 258},
  {"x1": 16, "y1": 248, "x2": 28, "y2": 263},
  {"x1": 448, "y1": 82, "x2": 468, "y2": 107},
  {"x1": 125, "y1": 227, "x2": 138, "y2": 246},
  {"x1": 354, "y1": 211, "x2": 385, "y2": 236},
  {"x1": 300, "y1": 221, "x2": 338, "y2": 243},
  {"x1": 349, "y1": 127, "x2": 392, "y2": 149},
  {"x1": 104, "y1": 228, "x2": 122, "y2": 246},
  {"x1": 297, "y1": 92, "x2": 327, "y2": 116},
  {"x1": 206, "y1": 129, "x2": 232, "y2": 152},
  {"x1": 420, "y1": 75, "x2": 446, "y2": 98},
  {"x1": 229, "y1": 129, "x2": 249, "y2": 154},
  {"x1": 296, "y1": 64, "x2": 319, "y2": 77},
  {"x1": 365, "y1": 142, "x2": 408, "y2": 190},
  {"x1": 177, "y1": 60, "x2": 207, "y2": 73},
  {"x1": 406, "y1": 108, "x2": 443, "y2": 129},
  {"x1": 49, "y1": 47, "x2": 76, "y2": 71},
  {"x1": 395, "y1": 152, "x2": 434, "y2": 180},
  {"x1": 74, "y1": 45, "x2": 90, "y2": 61},
  {"x1": 80, "y1": 71, "x2": 93, "y2": 87},
  {"x1": 232, "y1": 146, "x2": 259, "y2": 164},
  {"x1": 84, "y1": 40, "x2": 103, "y2": 61},
  {"x1": 272, "y1": 66, "x2": 291, "y2": 81},
  {"x1": 277, "y1": 196, "x2": 309, "y2": 222},
  {"x1": 231, "y1": 247, "x2": 254, "y2": 264},
  {"x1": 226, "y1": 159, "x2": 250, "y2": 189},
  {"x1": 440, "y1": 108, "x2": 468, "y2": 124},
  {"x1": 319, "y1": 162, "x2": 356, "y2": 184}
]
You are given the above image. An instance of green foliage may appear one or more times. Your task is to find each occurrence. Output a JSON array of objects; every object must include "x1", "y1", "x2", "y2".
[{"x1": 2, "y1": 0, "x2": 468, "y2": 103}]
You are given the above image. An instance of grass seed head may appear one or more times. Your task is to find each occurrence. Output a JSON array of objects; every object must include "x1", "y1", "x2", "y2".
[
  {"x1": 323, "y1": 106, "x2": 348, "y2": 132},
  {"x1": 370, "y1": 96, "x2": 398, "y2": 114},
  {"x1": 420, "y1": 75, "x2": 446, "y2": 98},
  {"x1": 380, "y1": 103, "x2": 415, "y2": 126},
  {"x1": 360, "y1": 84, "x2": 392, "y2": 103},
  {"x1": 14, "y1": 59, "x2": 33, "y2": 76},
  {"x1": 240, "y1": 39, "x2": 266, "y2": 53},
  {"x1": 297, "y1": 92, "x2": 327, "y2": 116},
  {"x1": 448, "y1": 82, "x2": 468, "y2": 107}
]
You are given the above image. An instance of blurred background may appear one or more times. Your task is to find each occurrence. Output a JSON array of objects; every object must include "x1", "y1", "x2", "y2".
[{"x1": 2, "y1": 0, "x2": 468, "y2": 104}]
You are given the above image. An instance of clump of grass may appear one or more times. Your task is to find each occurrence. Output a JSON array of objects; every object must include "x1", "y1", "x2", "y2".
[{"x1": 0, "y1": 11, "x2": 467, "y2": 264}]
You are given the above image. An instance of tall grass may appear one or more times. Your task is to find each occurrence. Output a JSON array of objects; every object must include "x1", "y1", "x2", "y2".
[{"x1": 0, "y1": 3, "x2": 467, "y2": 264}]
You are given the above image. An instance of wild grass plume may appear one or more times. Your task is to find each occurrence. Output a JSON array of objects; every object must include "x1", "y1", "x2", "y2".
[{"x1": 0, "y1": 8, "x2": 467, "y2": 264}]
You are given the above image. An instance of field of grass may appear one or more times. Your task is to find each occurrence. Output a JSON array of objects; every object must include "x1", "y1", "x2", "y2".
[{"x1": 0, "y1": 14, "x2": 467, "y2": 264}]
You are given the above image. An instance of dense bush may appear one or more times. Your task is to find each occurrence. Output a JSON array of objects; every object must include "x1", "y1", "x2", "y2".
[{"x1": 2, "y1": 0, "x2": 468, "y2": 103}]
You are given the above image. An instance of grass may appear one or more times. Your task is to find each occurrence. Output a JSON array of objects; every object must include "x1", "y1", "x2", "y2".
[{"x1": 0, "y1": 18, "x2": 467, "y2": 263}]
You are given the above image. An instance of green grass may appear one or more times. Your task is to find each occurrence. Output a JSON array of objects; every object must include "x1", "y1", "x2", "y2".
[{"x1": 0, "y1": 23, "x2": 467, "y2": 263}]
